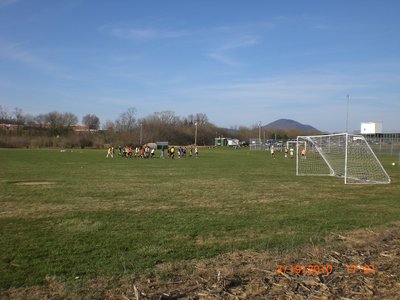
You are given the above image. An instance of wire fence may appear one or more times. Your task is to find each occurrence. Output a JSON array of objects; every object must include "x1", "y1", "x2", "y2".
[{"x1": 363, "y1": 134, "x2": 400, "y2": 157}]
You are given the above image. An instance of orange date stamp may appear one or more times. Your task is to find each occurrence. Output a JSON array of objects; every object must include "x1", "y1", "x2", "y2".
[
  {"x1": 276, "y1": 264, "x2": 376, "y2": 275},
  {"x1": 277, "y1": 264, "x2": 333, "y2": 275},
  {"x1": 345, "y1": 264, "x2": 376, "y2": 274}
]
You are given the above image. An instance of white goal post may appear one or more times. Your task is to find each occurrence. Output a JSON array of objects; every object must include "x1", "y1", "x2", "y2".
[
  {"x1": 296, "y1": 133, "x2": 390, "y2": 184},
  {"x1": 286, "y1": 140, "x2": 306, "y2": 151}
]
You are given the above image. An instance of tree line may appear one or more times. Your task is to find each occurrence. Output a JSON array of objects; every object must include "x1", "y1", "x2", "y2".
[{"x1": 0, "y1": 105, "x2": 315, "y2": 148}]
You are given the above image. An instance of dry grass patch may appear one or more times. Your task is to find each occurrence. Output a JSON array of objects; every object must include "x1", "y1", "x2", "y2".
[
  {"x1": 0, "y1": 202, "x2": 75, "y2": 218},
  {"x1": 0, "y1": 199, "x2": 177, "y2": 219},
  {"x1": 195, "y1": 230, "x2": 285, "y2": 247},
  {"x1": 4, "y1": 222, "x2": 400, "y2": 299},
  {"x1": 15, "y1": 181, "x2": 55, "y2": 186},
  {"x1": 56, "y1": 218, "x2": 103, "y2": 233},
  {"x1": 351, "y1": 204, "x2": 388, "y2": 211}
]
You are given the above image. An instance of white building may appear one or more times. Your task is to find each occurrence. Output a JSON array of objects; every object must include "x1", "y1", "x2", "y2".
[
  {"x1": 214, "y1": 137, "x2": 239, "y2": 147},
  {"x1": 361, "y1": 122, "x2": 383, "y2": 134}
]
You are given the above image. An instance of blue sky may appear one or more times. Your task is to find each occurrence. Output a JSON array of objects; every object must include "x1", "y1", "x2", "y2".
[{"x1": 1, "y1": 0, "x2": 399, "y2": 132}]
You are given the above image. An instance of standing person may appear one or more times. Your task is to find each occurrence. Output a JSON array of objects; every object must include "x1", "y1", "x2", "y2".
[
  {"x1": 284, "y1": 147, "x2": 288, "y2": 158},
  {"x1": 289, "y1": 147, "x2": 294, "y2": 159},
  {"x1": 150, "y1": 148, "x2": 155, "y2": 158},
  {"x1": 301, "y1": 147, "x2": 307, "y2": 159},
  {"x1": 170, "y1": 146, "x2": 175, "y2": 159},
  {"x1": 127, "y1": 146, "x2": 133, "y2": 158},
  {"x1": 160, "y1": 146, "x2": 165, "y2": 159},
  {"x1": 135, "y1": 147, "x2": 139, "y2": 158},
  {"x1": 195, "y1": 146, "x2": 199, "y2": 158},
  {"x1": 140, "y1": 146, "x2": 145, "y2": 158},
  {"x1": 189, "y1": 146, "x2": 193, "y2": 158},
  {"x1": 178, "y1": 146, "x2": 182, "y2": 158},
  {"x1": 106, "y1": 146, "x2": 113, "y2": 158},
  {"x1": 270, "y1": 146, "x2": 276, "y2": 159}
]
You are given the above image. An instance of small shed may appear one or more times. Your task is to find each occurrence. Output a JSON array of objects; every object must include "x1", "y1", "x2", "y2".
[
  {"x1": 156, "y1": 141, "x2": 169, "y2": 150},
  {"x1": 215, "y1": 137, "x2": 239, "y2": 147}
]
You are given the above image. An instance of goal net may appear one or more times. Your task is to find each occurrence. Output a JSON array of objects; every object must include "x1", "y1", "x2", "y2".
[
  {"x1": 296, "y1": 133, "x2": 390, "y2": 184},
  {"x1": 249, "y1": 138, "x2": 264, "y2": 150}
]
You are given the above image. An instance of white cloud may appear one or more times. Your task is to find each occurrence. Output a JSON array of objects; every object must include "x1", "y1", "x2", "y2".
[
  {"x1": 186, "y1": 75, "x2": 352, "y2": 104},
  {"x1": 206, "y1": 35, "x2": 259, "y2": 67},
  {"x1": 217, "y1": 36, "x2": 259, "y2": 51},
  {"x1": 0, "y1": 40, "x2": 82, "y2": 81},
  {"x1": 101, "y1": 25, "x2": 188, "y2": 41},
  {"x1": 0, "y1": 0, "x2": 19, "y2": 8},
  {"x1": 206, "y1": 52, "x2": 242, "y2": 67},
  {"x1": 0, "y1": 41, "x2": 57, "y2": 72}
]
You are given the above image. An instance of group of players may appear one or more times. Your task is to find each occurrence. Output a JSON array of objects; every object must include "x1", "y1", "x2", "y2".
[
  {"x1": 106, "y1": 145, "x2": 199, "y2": 159},
  {"x1": 166, "y1": 146, "x2": 199, "y2": 159},
  {"x1": 270, "y1": 146, "x2": 305, "y2": 159}
]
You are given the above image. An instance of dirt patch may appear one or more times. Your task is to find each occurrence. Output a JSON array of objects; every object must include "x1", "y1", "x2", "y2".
[{"x1": 2, "y1": 222, "x2": 400, "y2": 299}]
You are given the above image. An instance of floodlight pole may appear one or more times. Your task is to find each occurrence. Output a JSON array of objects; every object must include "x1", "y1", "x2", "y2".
[
  {"x1": 258, "y1": 121, "x2": 261, "y2": 143},
  {"x1": 346, "y1": 94, "x2": 350, "y2": 133}
]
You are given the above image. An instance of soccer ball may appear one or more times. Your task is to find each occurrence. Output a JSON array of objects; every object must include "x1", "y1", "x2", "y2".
[{"x1": 392, "y1": 162, "x2": 396, "y2": 166}]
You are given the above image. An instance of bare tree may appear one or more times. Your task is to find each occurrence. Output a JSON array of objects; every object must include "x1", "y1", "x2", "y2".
[
  {"x1": 185, "y1": 114, "x2": 196, "y2": 125},
  {"x1": 44, "y1": 111, "x2": 77, "y2": 128},
  {"x1": 43, "y1": 111, "x2": 78, "y2": 135},
  {"x1": 102, "y1": 120, "x2": 115, "y2": 131},
  {"x1": 115, "y1": 107, "x2": 137, "y2": 132},
  {"x1": 34, "y1": 114, "x2": 47, "y2": 126},
  {"x1": 0, "y1": 105, "x2": 12, "y2": 123},
  {"x1": 82, "y1": 114, "x2": 100, "y2": 130},
  {"x1": 62, "y1": 112, "x2": 78, "y2": 128},
  {"x1": 195, "y1": 113, "x2": 209, "y2": 125},
  {"x1": 139, "y1": 111, "x2": 178, "y2": 143},
  {"x1": 185, "y1": 113, "x2": 209, "y2": 125},
  {"x1": 24, "y1": 114, "x2": 36, "y2": 126},
  {"x1": 45, "y1": 111, "x2": 64, "y2": 128},
  {"x1": 13, "y1": 108, "x2": 25, "y2": 125},
  {"x1": 153, "y1": 111, "x2": 179, "y2": 125}
]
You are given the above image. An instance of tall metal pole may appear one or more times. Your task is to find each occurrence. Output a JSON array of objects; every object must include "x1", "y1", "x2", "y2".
[
  {"x1": 194, "y1": 122, "x2": 198, "y2": 146},
  {"x1": 346, "y1": 94, "x2": 350, "y2": 133},
  {"x1": 258, "y1": 121, "x2": 261, "y2": 143}
]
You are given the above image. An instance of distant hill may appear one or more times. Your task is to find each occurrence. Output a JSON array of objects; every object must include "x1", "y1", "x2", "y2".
[{"x1": 263, "y1": 119, "x2": 320, "y2": 133}]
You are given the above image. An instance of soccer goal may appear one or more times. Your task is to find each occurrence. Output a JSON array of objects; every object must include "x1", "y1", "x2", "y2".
[
  {"x1": 249, "y1": 138, "x2": 264, "y2": 150},
  {"x1": 286, "y1": 140, "x2": 306, "y2": 151},
  {"x1": 296, "y1": 133, "x2": 390, "y2": 184}
]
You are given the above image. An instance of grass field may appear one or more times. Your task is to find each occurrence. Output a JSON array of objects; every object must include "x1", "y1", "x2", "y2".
[{"x1": 0, "y1": 147, "x2": 399, "y2": 290}]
